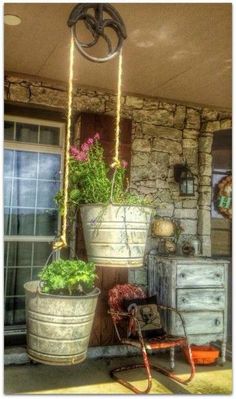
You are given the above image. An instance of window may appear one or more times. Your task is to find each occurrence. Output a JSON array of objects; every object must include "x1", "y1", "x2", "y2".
[{"x1": 4, "y1": 116, "x2": 64, "y2": 330}]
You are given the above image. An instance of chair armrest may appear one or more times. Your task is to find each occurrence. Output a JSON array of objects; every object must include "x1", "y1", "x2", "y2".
[
  {"x1": 108, "y1": 310, "x2": 132, "y2": 319},
  {"x1": 156, "y1": 304, "x2": 189, "y2": 340}
]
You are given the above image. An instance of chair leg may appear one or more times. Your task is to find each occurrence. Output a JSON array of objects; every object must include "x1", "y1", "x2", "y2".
[
  {"x1": 110, "y1": 364, "x2": 152, "y2": 394},
  {"x1": 170, "y1": 347, "x2": 175, "y2": 370},
  {"x1": 152, "y1": 344, "x2": 195, "y2": 385},
  {"x1": 110, "y1": 344, "x2": 195, "y2": 393},
  {"x1": 110, "y1": 345, "x2": 152, "y2": 394}
]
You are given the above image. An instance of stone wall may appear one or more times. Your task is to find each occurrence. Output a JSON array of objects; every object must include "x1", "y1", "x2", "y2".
[{"x1": 4, "y1": 73, "x2": 232, "y2": 287}]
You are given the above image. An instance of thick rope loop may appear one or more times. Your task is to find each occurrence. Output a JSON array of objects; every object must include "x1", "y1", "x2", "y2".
[
  {"x1": 53, "y1": 32, "x2": 75, "y2": 250},
  {"x1": 54, "y1": 38, "x2": 123, "y2": 248}
]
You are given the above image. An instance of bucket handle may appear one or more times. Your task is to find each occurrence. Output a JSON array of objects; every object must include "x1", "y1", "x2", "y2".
[{"x1": 37, "y1": 244, "x2": 79, "y2": 293}]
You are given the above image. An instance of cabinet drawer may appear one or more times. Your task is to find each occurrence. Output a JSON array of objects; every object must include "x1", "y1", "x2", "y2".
[
  {"x1": 177, "y1": 288, "x2": 225, "y2": 311},
  {"x1": 174, "y1": 311, "x2": 223, "y2": 335},
  {"x1": 176, "y1": 264, "x2": 224, "y2": 287}
]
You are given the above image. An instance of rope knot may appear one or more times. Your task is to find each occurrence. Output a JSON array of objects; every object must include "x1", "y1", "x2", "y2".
[
  {"x1": 53, "y1": 236, "x2": 67, "y2": 250},
  {"x1": 111, "y1": 159, "x2": 121, "y2": 169}
]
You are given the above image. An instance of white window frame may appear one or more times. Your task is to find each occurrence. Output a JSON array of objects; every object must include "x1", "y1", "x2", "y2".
[{"x1": 4, "y1": 114, "x2": 65, "y2": 333}]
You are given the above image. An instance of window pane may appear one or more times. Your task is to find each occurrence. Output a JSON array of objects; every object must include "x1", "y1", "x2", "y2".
[
  {"x1": 12, "y1": 179, "x2": 36, "y2": 207},
  {"x1": 37, "y1": 181, "x2": 60, "y2": 208},
  {"x1": 11, "y1": 208, "x2": 35, "y2": 236},
  {"x1": 6, "y1": 268, "x2": 31, "y2": 296},
  {"x1": 4, "y1": 150, "x2": 14, "y2": 177},
  {"x1": 4, "y1": 208, "x2": 11, "y2": 235},
  {"x1": 40, "y1": 126, "x2": 60, "y2": 145},
  {"x1": 4, "y1": 121, "x2": 14, "y2": 140},
  {"x1": 7, "y1": 242, "x2": 32, "y2": 267},
  {"x1": 5, "y1": 297, "x2": 26, "y2": 326},
  {"x1": 35, "y1": 209, "x2": 58, "y2": 236},
  {"x1": 4, "y1": 178, "x2": 12, "y2": 207},
  {"x1": 38, "y1": 153, "x2": 61, "y2": 181},
  {"x1": 32, "y1": 267, "x2": 42, "y2": 280},
  {"x1": 33, "y1": 242, "x2": 52, "y2": 266},
  {"x1": 4, "y1": 242, "x2": 8, "y2": 265},
  {"x1": 16, "y1": 122, "x2": 38, "y2": 143},
  {"x1": 15, "y1": 151, "x2": 38, "y2": 179}
]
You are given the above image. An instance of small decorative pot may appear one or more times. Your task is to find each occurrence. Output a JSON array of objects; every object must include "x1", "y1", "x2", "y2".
[{"x1": 191, "y1": 237, "x2": 201, "y2": 256}]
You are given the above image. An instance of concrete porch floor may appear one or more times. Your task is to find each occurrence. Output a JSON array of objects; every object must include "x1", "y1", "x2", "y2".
[{"x1": 4, "y1": 352, "x2": 232, "y2": 395}]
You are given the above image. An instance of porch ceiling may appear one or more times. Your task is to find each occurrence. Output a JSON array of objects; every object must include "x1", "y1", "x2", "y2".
[{"x1": 4, "y1": 3, "x2": 231, "y2": 109}]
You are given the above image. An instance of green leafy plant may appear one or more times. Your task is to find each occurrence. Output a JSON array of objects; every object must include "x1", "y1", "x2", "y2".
[
  {"x1": 39, "y1": 259, "x2": 97, "y2": 296},
  {"x1": 55, "y1": 133, "x2": 152, "y2": 218}
]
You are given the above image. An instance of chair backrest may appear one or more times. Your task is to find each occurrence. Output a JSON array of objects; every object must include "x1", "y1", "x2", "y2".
[
  {"x1": 108, "y1": 284, "x2": 145, "y2": 322},
  {"x1": 108, "y1": 283, "x2": 166, "y2": 339}
]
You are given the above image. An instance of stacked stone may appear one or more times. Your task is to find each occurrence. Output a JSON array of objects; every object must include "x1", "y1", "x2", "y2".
[{"x1": 5, "y1": 74, "x2": 232, "y2": 286}]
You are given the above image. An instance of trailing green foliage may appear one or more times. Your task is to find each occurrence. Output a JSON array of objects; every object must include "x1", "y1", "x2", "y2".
[{"x1": 39, "y1": 259, "x2": 97, "y2": 296}]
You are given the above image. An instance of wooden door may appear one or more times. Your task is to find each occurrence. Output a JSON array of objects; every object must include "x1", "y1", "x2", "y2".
[{"x1": 76, "y1": 112, "x2": 132, "y2": 346}]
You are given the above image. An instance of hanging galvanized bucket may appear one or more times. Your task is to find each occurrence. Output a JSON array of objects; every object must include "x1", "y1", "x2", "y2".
[
  {"x1": 80, "y1": 204, "x2": 153, "y2": 268},
  {"x1": 24, "y1": 281, "x2": 100, "y2": 366}
]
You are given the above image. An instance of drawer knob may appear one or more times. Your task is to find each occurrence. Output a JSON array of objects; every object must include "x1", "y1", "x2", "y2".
[
  {"x1": 215, "y1": 318, "x2": 221, "y2": 326},
  {"x1": 182, "y1": 297, "x2": 186, "y2": 303},
  {"x1": 215, "y1": 273, "x2": 221, "y2": 278},
  {"x1": 180, "y1": 273, "x2": 186, "y2": 278},
  {"x1": 216, "y1": 296, "x2": 221, "y2": 301}
]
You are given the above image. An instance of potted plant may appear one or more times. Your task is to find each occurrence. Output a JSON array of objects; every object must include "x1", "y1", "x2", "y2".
[
  {"x1": 24, "y1": 258, "x2": 100, "y2": 366},
  {"x1": 56, "y1": 133, "x2": 154, "y2": 268}
]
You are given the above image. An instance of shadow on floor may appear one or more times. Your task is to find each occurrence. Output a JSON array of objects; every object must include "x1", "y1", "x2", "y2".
[{"x1": 4, "y1": 352, "x2": 232, "y2": 395}]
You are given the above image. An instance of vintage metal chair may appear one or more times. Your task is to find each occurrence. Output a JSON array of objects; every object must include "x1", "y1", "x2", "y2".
[{"x1": 108, "y1": 284, "x2": 195, "y2": 394}]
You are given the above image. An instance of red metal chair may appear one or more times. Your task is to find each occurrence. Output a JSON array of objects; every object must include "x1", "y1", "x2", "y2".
[{"x1": 108, "y1": 284, "x2": 195, "y2": 394}]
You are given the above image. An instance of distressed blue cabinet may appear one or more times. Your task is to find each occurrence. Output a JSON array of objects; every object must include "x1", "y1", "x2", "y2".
[{"x1": 148, "y1": 255, "x2": 229, "y2": 364}]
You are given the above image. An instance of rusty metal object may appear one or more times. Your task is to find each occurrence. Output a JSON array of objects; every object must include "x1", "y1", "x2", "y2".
[
  {"x1": 24, "y1": 281, "x2": 100, "y2": 366},
  {"x1": 108, "y1": 283, "x2": 195, "y2": 394},
  {"x1": 80, "y1": 204, "x2": 153, "y2": 268},
  {"x1": 67, "y1": 3, "x2": 127, "y2": 63}
]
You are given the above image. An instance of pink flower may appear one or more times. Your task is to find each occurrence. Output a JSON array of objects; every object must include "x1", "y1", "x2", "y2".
[
  {"x1": 121, "y1": 160, "x2": 128, "y2": 168},
  {"x1": 70, "y1": 146, "x2": 80, "y2": 158},
  {"x1": 81, "y1": 143, "x2": 89, "y2": 152},
  {"x1": 75, "y1": 151, "x2": 88, "y2": 162},
  {"x1": 87, "y1": 138, "x2": 94, "y2": 145},
  {"x1": 94, "y1": 132, "x2": 100, "y2": 140}
]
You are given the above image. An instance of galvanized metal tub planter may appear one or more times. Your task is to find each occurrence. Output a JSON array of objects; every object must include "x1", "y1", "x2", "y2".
[
  {"x1": 80, "y1": 204, "x2": 153, "y2": 268},
  {"x1": 24, "y1": 281, "x2": 100, "y2": 366}
]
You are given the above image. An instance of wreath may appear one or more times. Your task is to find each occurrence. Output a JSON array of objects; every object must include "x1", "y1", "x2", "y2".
[{"x1": 216, "y1": 175, "x2": 232, "y2": 220}]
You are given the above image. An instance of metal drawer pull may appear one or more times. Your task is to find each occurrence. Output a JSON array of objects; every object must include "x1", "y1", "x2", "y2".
[
  {"x1": 215, "y1": 318, "x2": 221, "y2": 326},
  {"x1": 216, "y1": 297, "x2": 221, "y2": 301},
  {"x1": 215, "y1": 273, "x2": 221, "y2": 278},
  {"x1": 181, "y1": 297, "x2": 186, "y2": 303},
  {"x1": 180, "y1": 273, "x2": 186, "y2": 278}
]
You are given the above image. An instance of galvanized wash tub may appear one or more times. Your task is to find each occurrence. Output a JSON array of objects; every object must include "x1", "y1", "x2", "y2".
[
  {"x1": 24, "y1": 281, "x2": 100, "y2": 366},
  {"x1": 80, "y1": 204, "x2": 153, "y2": 268}
]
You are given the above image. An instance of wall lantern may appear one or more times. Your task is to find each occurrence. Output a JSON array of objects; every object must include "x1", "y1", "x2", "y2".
[{"x1": 174, "y1": 163, "x2": 195, "y2": 197}]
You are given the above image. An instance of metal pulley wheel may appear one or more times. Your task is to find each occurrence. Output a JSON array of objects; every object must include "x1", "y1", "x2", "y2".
[{"x1": 67, "y1": 3, "x2": 127, "y2": 63}]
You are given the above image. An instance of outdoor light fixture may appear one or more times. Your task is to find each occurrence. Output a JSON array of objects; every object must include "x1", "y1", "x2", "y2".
[
  {"x1": 174, "y1": 163, "x2": 195, "y2": 197},
  {"x1": 4, "y1": 14, "x2": 22, "y2": 26},
  {"x1": 67, "y1": 3, "x2": 127, "y2": 63}
]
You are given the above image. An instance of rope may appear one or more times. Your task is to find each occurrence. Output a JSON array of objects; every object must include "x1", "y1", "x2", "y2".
[
  {"x1": 53, "y1": 32, "x2": 75, "y2": 250},
  {"x1": 111, "y1": 49, "x2": 123, "y2": 169}
]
